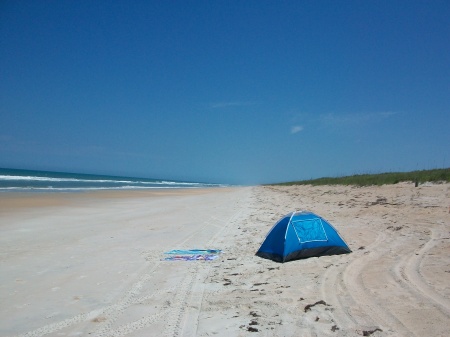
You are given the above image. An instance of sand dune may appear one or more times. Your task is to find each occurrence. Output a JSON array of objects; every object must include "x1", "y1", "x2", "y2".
[{"x1": 1, "y1": 183, "x2": 449, "y2": 336}]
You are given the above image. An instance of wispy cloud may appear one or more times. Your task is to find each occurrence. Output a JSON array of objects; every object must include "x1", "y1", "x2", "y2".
[
  {"x1": 291, "y1": 125, "x2": 304, "y2": 134},
  {"x1": 319, "y1": 111, "x2": 399, "y2": 128},
  {"x1": 208, "y1": 101, "x2": 257, "y2": 109}
]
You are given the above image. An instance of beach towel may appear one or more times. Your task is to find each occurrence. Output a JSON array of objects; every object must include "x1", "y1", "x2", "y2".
[
  {"x1": 163, "y1": 249, "x2": 221, "y2": 261},
  {"x1": 163, "y1": 254, "x2": 219, "y2": 261},
  {"x1": 164, "y1": 249, "x2": 221, "y2": 255}
]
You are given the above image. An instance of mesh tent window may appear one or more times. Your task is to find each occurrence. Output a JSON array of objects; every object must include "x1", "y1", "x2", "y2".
[{"x1": 291, "y1": 217, "x2": 328, "y2": 243}]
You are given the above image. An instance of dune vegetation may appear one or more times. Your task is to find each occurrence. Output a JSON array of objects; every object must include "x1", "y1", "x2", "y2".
[{"x1": 273, "y1": 168, "x2": 450, "y2": 186}]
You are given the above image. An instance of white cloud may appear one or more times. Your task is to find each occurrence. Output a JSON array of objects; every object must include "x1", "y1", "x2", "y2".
[
  {"x1": 320, "y1": 111, "x2": 399, "y2": 127},
  {"x1": 291, "y1": 125, "x2": 304, "y2": 134}
]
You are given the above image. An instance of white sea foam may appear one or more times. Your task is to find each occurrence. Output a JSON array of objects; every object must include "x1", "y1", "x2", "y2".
[
  {"x1": 0, "y1": 185, "x2": 204, "y2": 191},
  {"x1": 0, "y1": 175, "x2": 80, "y2": 182},
  {"x1": 0, "y1": 175, "x2": 121, "y2": 183},
  {"x1": 0, "y1": 175, "x2": 207, "y2": 186},
  {"x1": 0, "y1": 169, "x2": 226, "y2": 192}
]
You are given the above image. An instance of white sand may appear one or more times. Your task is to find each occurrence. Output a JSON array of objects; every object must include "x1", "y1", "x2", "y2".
[{"x1": 1, "y1": 183, "x2": 449, "y2": 336}]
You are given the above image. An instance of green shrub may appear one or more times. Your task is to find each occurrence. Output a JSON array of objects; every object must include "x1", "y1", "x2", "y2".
[{"x1": 270, "y1": 168, "x2": 450, "y2": 186}]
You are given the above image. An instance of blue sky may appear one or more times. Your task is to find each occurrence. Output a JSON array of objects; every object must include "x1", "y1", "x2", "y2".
[{"x1": 1, "y1": 1, "x2": 449, "y2": 184}]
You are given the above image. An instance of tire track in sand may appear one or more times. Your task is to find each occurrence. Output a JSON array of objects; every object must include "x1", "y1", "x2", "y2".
[
  {"x1": 94, "y1": 201, "x2": 247, "y2": 337},
  {"x1": 15, "y1": 313, "x2": 89, "y2": 337},
  {"x1": 94, "y1": 250, "x2": 165, "y2": 336},
  {"x1": 163, "y1": 205, "x2": 247, "y2": 337},
  {"x1": 12, "y1": 216, "x2": 228, "y2": 337},
  {"x1": 96, "y1": 308, "x2": 170, "y2": 337},
  {"x1": 95, "y1": 211, "x2": 232, "y2": 337},
  {"x1": 163, "y1": 264, "x2": 200, "y2": 337},
  {"x1": 393, "y1": 226, "x2": 450, "y2": 316},
  {"x1": 12, "y1": 251, "x2": 167, "y2": 337},
  {"x1": 321, "y1": 228, "x2": 393, "y2": 334},
  {"x1": 99, "y1": 192, "x2": 250, "y2": 337},
  {"x1": 12, "y1": 189, "x2": 251, "y2": 337},
  {"x1": 341, "y1": 230, "x2": 412, "y2": 335},
  {"x1": 320, "y1": 254, "x2": 359, "y2": 329}
]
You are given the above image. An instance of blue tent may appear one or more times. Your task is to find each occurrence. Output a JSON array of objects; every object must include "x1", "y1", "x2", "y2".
[{"x1": 256, "y1": 211, "x2": 351, "y2": 262}]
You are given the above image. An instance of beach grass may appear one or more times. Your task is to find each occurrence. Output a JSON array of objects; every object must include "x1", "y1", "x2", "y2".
[{"x1": 271, "y1": 168, "x2": 450, "y2": 186}]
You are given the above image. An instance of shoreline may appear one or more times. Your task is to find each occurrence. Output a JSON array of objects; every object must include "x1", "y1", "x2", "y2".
[
  {"x1": 0, "y1": 187, "x2": 237, "y2": 215},
  {"x1": 1, "y1": 183, "x2": 449, "y2": 336}
]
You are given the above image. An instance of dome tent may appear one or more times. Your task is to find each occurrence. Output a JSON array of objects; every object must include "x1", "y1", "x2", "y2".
[{"x1": 256, "y1": 211, "x2": 351, "y2": 263}]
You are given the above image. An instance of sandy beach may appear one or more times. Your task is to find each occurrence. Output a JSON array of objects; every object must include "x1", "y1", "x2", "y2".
[{"x1": 1, "y1": 183, "x2": 449, "y2": 337}]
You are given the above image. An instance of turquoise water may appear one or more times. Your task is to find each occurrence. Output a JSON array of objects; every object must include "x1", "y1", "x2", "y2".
[{"x1": 0, "y1": 168, "x2": 224, "y2": 191}]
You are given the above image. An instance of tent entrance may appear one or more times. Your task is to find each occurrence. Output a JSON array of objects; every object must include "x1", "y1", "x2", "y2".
[{"x1": 291, "y1": 218, "x2": 328, "y2": 243}]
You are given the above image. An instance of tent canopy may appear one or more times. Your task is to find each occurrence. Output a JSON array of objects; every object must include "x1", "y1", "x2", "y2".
[{"x1": 256, "y1": 211, "x2": 351, "y2": 262}]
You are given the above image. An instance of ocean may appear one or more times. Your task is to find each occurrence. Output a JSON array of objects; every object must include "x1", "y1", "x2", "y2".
[{"x1": 0, "y1": 168, "x2": 225, "y2": 192}]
